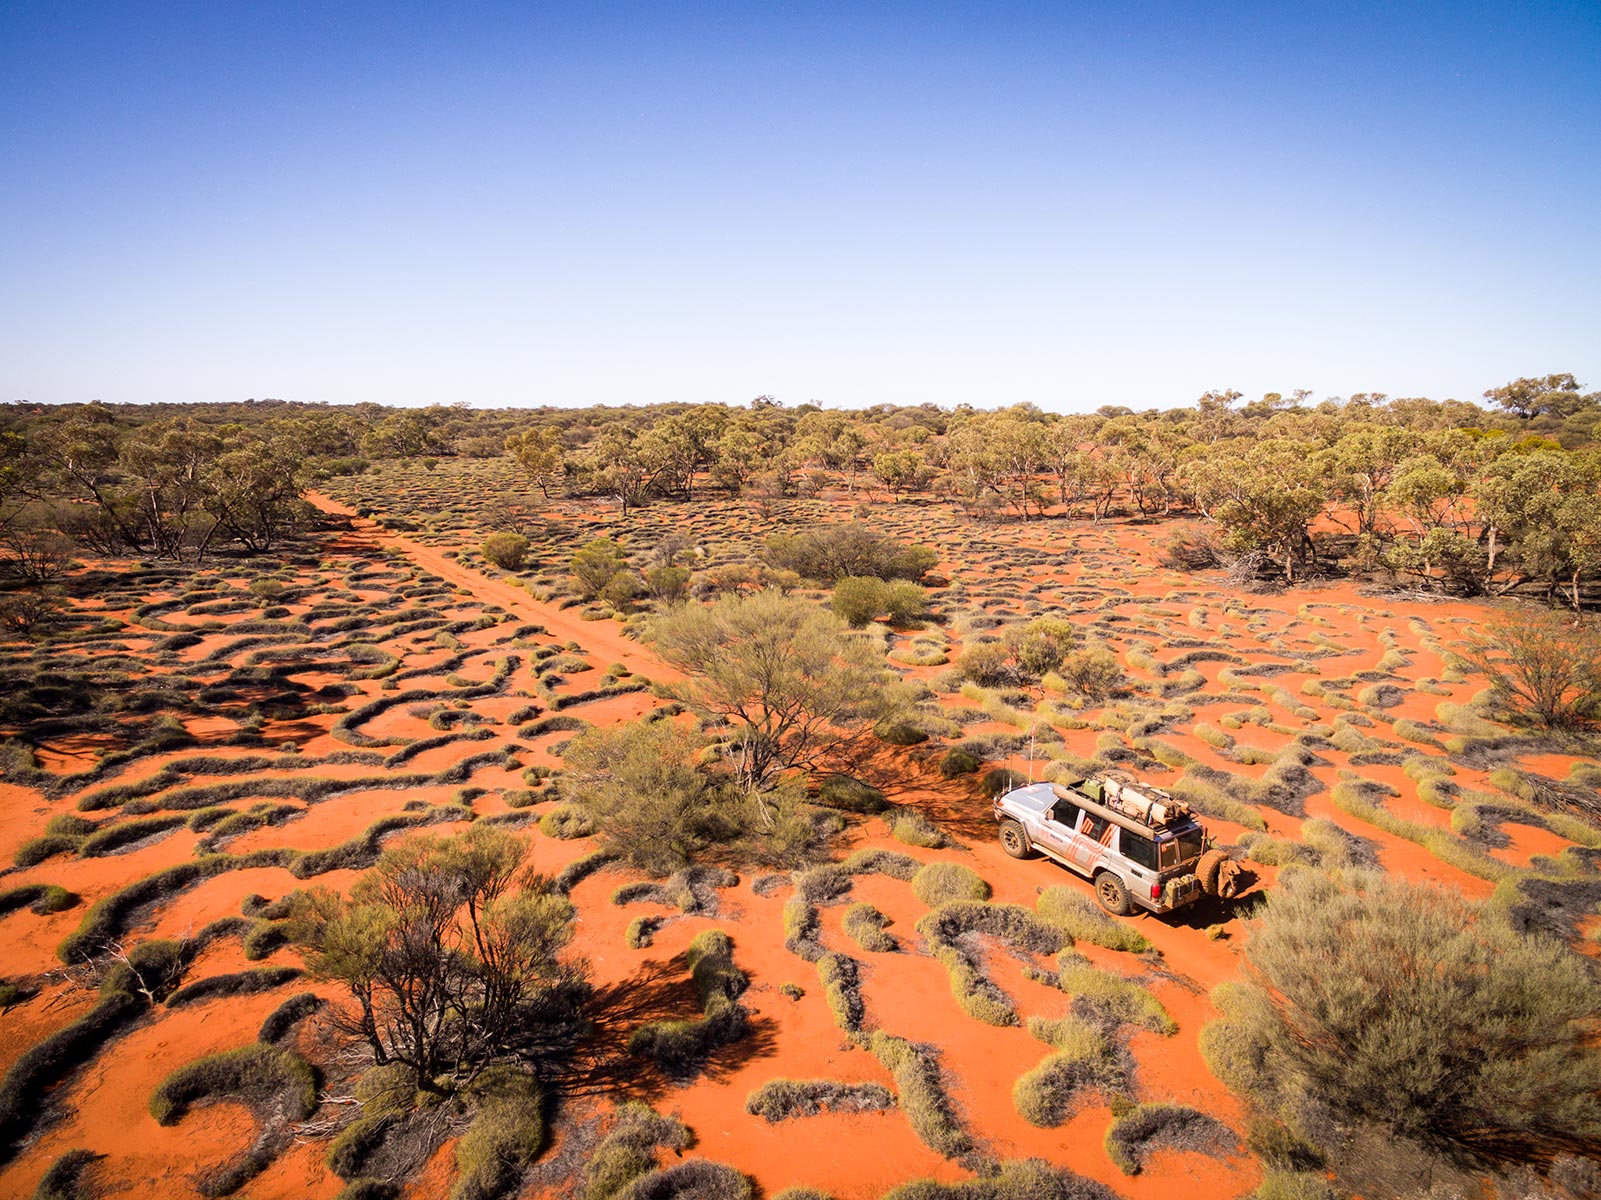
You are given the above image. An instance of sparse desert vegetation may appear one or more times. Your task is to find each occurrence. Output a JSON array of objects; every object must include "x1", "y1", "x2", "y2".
[{"x1": 1, "y1": 389, "x2": 1599, "y2": 1200}]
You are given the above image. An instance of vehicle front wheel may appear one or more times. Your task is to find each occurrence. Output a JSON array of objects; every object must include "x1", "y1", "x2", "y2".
[
  {"x1": 1094, "y1": 871, "x2": 1134, "y2": 916},
  {"x1": 998, "y1": 820, "x2": 1032, "y2": 859}
]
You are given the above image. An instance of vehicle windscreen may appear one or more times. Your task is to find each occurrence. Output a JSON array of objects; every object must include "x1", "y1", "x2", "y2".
[{"x1": 1159, "y1": 829, "x2": 1205, "y2": 869}]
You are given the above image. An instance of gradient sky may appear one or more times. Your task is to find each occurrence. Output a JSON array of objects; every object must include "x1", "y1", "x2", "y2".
[{"x1": 3, "y1": 2, "x2": 1598, "y2": 412}]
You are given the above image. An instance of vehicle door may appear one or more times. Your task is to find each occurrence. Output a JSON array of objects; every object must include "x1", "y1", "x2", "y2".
[
  {"x1": 1033, "y1": 799, "x2": 1080, "y2": 857},
  {"x1": 1069, "y1": 813, "x2": 1116, "y2": 872}
]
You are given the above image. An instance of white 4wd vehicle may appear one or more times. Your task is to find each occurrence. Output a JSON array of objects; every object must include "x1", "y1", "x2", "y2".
[{"x1": 993, "y1": 775, "x2": 1237, "y2": 916}]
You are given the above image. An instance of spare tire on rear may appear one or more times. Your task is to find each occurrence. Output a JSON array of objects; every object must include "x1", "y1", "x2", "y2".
[{"x1": 1196, "y1": 848, "x2": 1230, "y2": 896}]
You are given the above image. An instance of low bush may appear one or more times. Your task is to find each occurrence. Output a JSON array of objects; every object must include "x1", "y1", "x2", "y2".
[
  {"x1": 938, "y1": 747, "x2": 983, "y2": 778},
  {"x1": 874, "y1": 719, "x2": 930, "y2": 745},
  {"x1": 31, "y1": 1148, "x2": 100, "y2": 1200},
  {"x1": 817, "y1": 775, "x2": 891, "y2": 813},
  {"x1": 842, "y1": 903, "x2": 896, "y2": 952},
  {"x1": 745, "y1": 1078, "x2": 895, "y2": 1122},
  {"x1": 582, "y1": 1102, "x2": 692, "y2": 1200},
  {"x1": 833, "y1": 576, "x2": 891, "y2": 627},
  {"x1": 1035, "y1": 888, "x2": 1152, "y2": 954},
  {"x1": 148, "y1": 1043, "x2": 317, "y2": 1126},
  {"x1": 451, "y1": 1071, "x2": 544, "y2": 1200},
  {"x1": 1103, "y1": 1103, "x2": 1238, "y2": 1175},
  {"x1": 612, "y1": 1159, "x2": 752, "y2": 1200},
  {"x1": 868, "y1": 1031, "x2": 973, "y2": 1160},
  {"x1": 1203, "y1": 869, "x2": 1601, "y2": 1163},
  {"x1": 892, "y1": 810, "x2": 948, "y2": 849},
  {"x1": 881, "y1": 1158, "x2": 1116, "y2": 1200},
  {"x1": 480, "y1": 532, "x2": 531, "y2": 571},
  {"x1": 911, "y1": 862, "x2": 988, "y2": 906},
  {"x1": 816, "y1": 952, "x2": 865, "y2": 1033}
]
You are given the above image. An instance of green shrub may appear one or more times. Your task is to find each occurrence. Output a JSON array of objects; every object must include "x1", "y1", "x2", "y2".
[
  {"x1": 451, "y1": 1071, "x2": 544, "y2": 1200},
  {"x1": 832, "y1": 576, "x2": 890, "y2": 627},
  {"x1": 911, "y1": 862, "x2": 988, "y2": 906},
  {"x1": 1057, "y1": 648, "x2": 1126, "y2": 701},
  {"x1": 873, "y1": 720, "x2": 929, "y2": 746},
  {"x1": 480, "y1": 532, "x2": 530, "y2": 571},
  {"x1": 883, "y1": 581, "x2": 928, "y2": 626},
  {"x1": 817, "y1": 776, "x2": 890, "y2": 813},
  {"x1": 938, "y1": 747, "x2": 983, "y2": 778},
  {"x1": 1207, "y1": 869, "x2": 1601, "y2": 1162}
]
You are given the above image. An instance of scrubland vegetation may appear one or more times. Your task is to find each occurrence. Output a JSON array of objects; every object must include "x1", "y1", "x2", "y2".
[{"x1": 1, "y1": 383, "x2": 1599, "y2": 1199}]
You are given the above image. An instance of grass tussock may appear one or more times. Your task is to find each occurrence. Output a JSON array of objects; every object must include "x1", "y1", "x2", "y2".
[
  {"x1": 628, "y1": 930, "x2": 749, "y2": 1077},
  {"x1": 1055, "y1": 953, "x2": 1177, "y2": 1035},
  {"x1": 582, "y1": 1102, "x2": 693, "y2": 1200},
  {"x1": 879, "y1": 1157, "x2": 1115, "y2": 1200},
  {"x1": 745, "y1": 1078, "x2": 896, "y2": 1122},
  {"x1": 1014, "y1": 1015, "x2": 1128, "y2": 1127},
  {"x1": 1103, "y1": 1103, "x2": 1238, "y2": 1175},
  {"x1": 910, "y1": 862, "x2": 989, "y2": 906},
  {"x1": 868, "y1": 1031, "x2": 974, "y2": 1161},
  {"x1": 148, "y1": 1043, "x2": 317, "y2": 1126},
  {"x1": 451, "y1": 1071, "x2": 544, "y2": 1200},
  {"x1": 842, "y1": 903, "x2": 896, "y2": 952},
  {"x1": 1035, "y1": 888, "x2": 1152, "y2": 954},
  {"x1": 917, "y1": 901, "x2": 1069, "y2": 1027}
]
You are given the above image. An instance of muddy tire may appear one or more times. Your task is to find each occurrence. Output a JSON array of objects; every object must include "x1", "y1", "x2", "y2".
[
  {"x1": 1196, "y1": 849, "x2": 1230, "y2": 896},
  {"x1": 998, "y1": 820, "x2": 1032, "y2": 859},
  {"x1": 1094, "y1": 871, "x2": 1134, "y2": 916}
]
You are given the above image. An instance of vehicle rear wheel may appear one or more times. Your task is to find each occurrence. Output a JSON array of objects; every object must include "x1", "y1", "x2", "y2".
[
  {"x1": 1196, "y1": 848, "x2": 1230, "y2": 896},
  {"x1": 998, "y1": 820, "x2": 1032, "y2": 859},
  {"x1": 1094, "y1": 871, "x2": 1134, "y2": 916}
]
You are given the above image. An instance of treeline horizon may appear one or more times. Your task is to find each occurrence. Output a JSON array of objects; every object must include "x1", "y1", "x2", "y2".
[{"x1": 2, "y1": 372, "x2": 1599, "y2": 608}]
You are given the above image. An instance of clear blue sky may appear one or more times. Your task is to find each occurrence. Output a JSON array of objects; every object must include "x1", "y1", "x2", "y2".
[{"x1": 3, "y1": 2, "x2": 1598, "y2": 412}]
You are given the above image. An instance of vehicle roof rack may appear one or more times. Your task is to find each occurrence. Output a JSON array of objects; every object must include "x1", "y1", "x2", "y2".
[{"x1": 1053, "y1": 775, "x2": 1193, "y2": 832}]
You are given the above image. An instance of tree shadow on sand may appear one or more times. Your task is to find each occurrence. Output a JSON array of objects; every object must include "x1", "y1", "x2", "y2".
[{"x1": 555, "y1": 956, "x2": 780, "y2": 1102}]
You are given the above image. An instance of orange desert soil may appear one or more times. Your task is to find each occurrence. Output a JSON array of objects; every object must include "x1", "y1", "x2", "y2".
[{"x1": 0, "y1": 488, "x2": 1594, "y2": 1200}]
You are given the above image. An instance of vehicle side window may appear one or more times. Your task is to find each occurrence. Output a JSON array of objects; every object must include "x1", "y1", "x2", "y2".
[
  {"x1": 1079, "y1": 815, "x2": 1112, "y2": 845},
  {"x1": 1121, "y1": 830, "x2": 1158, "y2": 871},
  {"x1": 1049, "y1": 801, "x2": 1081, "y2": 828}
]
